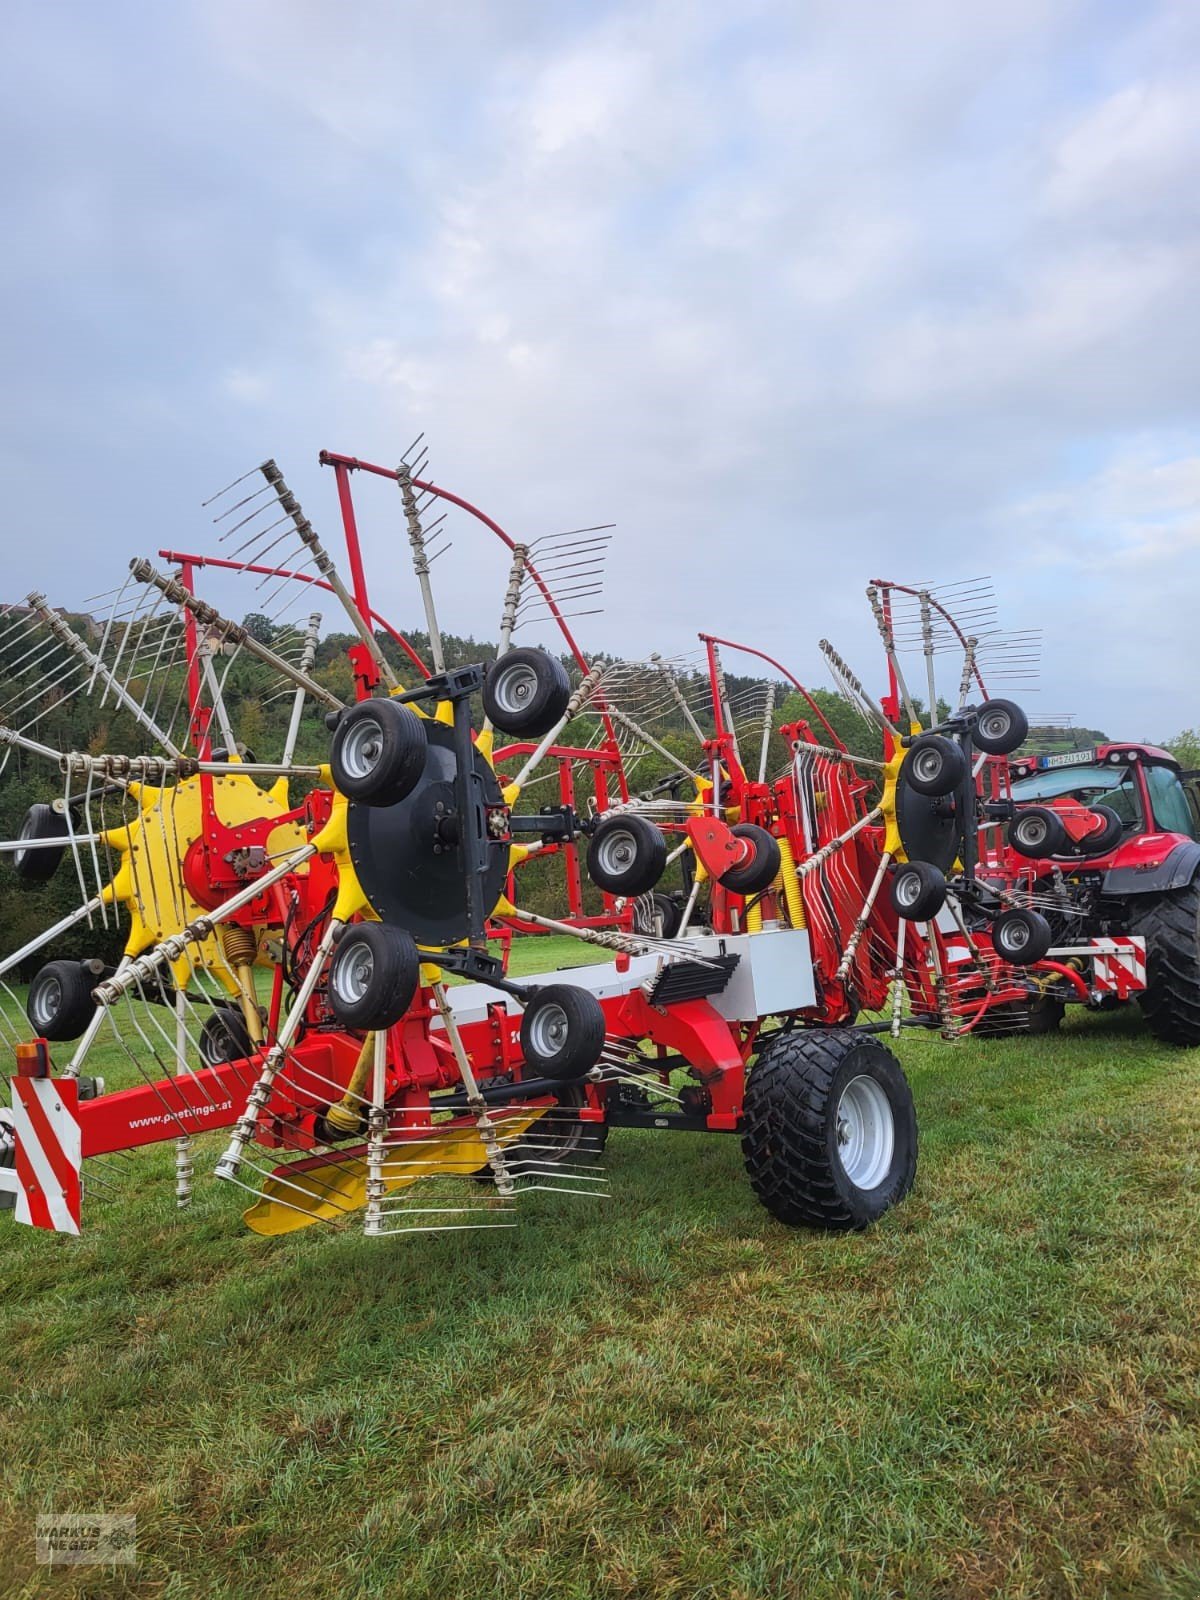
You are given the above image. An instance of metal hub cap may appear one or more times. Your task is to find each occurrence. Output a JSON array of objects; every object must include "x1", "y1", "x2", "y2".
[
  {"x1": 595, "y1": 829, "x2": 637, "y2": 876},
  {"x1": 334, "y1": 940, "x2": 375, "y2": 1004},
  {"x1": 896, "y1": 871, "x2": 921, "y2": 908},
  {"x1": 980, "y1": 709, "x2": 1011, "y2": 741},
  {"x1": 493, "y1": 662, "x2": 539, "y2": 715},
  {"x1": 341, "y1": 718, "x2": 385, "y2": 780},
  {"x1": 835, "y1": 1074, "x2": 894, "y2": 1190},
  {"x1": 527, "y1": 1002, "x2": 569, "y2": 1059},
  {"x1": 1000, "y1": 920, "x2": 1030, "y2": 954},
  {"x1": 1017, "y1": 816, "x2": 1047, "y2": 847},
  {"x1": 31, "y1": 976, "x2": 61, "y2": 1029},
  {"x1": 913, "y1": 747, "x2": 945, "y2": 784}
]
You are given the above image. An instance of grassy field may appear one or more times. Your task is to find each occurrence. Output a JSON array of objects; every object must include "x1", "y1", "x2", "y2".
[{"x1": 1, "y1": 938, "x2": 1199, "y2": 1598}]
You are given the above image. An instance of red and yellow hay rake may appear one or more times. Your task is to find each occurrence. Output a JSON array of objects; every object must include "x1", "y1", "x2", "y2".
[{"x1": 0, "y1": 450, "x2": 1102, "y2": 1245}]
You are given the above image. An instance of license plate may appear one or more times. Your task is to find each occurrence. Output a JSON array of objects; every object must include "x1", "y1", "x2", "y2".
[{"x1": 1041, "y1": 748, "x2": 1097, "y2": 769}]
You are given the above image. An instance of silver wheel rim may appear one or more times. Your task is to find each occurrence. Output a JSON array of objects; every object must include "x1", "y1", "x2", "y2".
[
  {"x1": 1001, "y1": 919, "x2": 1030, "y2": 955},
  {"x1": 595, "y1": 828, "x2": 639, "y2": 878},
  {"x1": 527, "y1": 1002, "x2": 569, "y2": 1060},
  {"x1": 896, "y1": 871, "x2": 922, "y2": 909},
  {"x1": 1018, "y1": 816, "x2": 1047, "y2": 848},
  {"x1": 835, "y1": 1074, "x2": 895, "y2": 1190},
  {"x1": 31, "y1": 975, "x2": 61, "y2": 1030},
  {"x1": 333, "y1": 939, "x2": 375, "y2": 1005},
  {"x1": 913, "y1": 747, "x2": 945, "y2": 785},
  {"x1": 980, "y1": 709, "x2": 1010, "y2": 743},
  {"x1": 340, "y1": 717, "x2": 386, "y2": 781},
  {"x1": 14, "y1": 814, "x2": 34, "y2": 868},
  {"x1": 492, "y1": 661, "x2": 540, "y2": 717}
]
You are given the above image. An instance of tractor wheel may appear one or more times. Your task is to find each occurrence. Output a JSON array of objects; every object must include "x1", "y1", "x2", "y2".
[
  {"x1": 13, "y1": 803, "x2": 69, "y2": 884},
  {"x1": 483, "y1": 648, "x2": 571, "y2": 737},
  {"x1": 973, "y1": 994, "x2": 1064, "y2": 1037},
  {"x1": 199, "y1": 1006, "x2": 255, "y2": 1066},
  {"x1": 991, "y1": 908, "x2": 1053, "y2": 966},
  {"x1": 586, "y1": 814, "x2": 667, "y2": 897},
  {"x1": 26, "y1": 960, "x2": 96, "y2": 1041},
  {"x1": 741, "y1": 1029, "x2": 917, "y2": 1231},
  {"x1": 633, "y1": 891, "x2": 684, "y2": 939},
  {"x1": 327, "y1": 923, "x2": 420, "y2": 1030},
  {"x1": 520, "y1": 984, "x2": 606, "y2": 1079},
  {"x1": 904, "y1": 734, "x2": 967, "y2": 797},
  {"x1": 1079, "y1": 804, "x2": 1123, "y2": 857},
  {"x1": 1130, "y1": 882, "x2": 1200, "y2": 1046},
  {"x1": 329, "y1": 699, "x2": 427, "y2": 807},
  {"x1": 890, "y1": 860, "x2": 947, "y2": 921},
  {"x1": 973, "y1": 699, "x2": 1028, "y2": 756},
  {"x1": 719, "y1": 824, "x2": 782, "y2": 896},
  {"x1": 1009, "y1": 806, "x2": 1068, "y2": 860}
]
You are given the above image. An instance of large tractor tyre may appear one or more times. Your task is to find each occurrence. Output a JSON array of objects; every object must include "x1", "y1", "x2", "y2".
[
  {"x1": 483, "y1": 648, "x2": 571, "y2": 737},
  {"x1": 973, "y1": 699, "x2": 1029, "y2": 756},
  {"x1": 903, "y1": 734, "x2": 967, "y2": 797},
  {"x1": 741, "y1": 1029, "x2": 917, "y2": 1231},
  {"x1": 13, "y1": 803, "x2": 69, "y2": 884},
  {"x1": 890, "y1": 860, "x2": 947, "y2": 921},
  {"x1": 328, "y1": 923, "x2": 420, "y2": 1030},
  {"x1": 26, "y1": 960, "x2": 96, "y2": 1041},
  {"x1": 719, "y1": 824, "x2": 782, "y2": 897},
  {"x1": 520, "y1": 984, "x2": 607, "y2": 1080},
  {"x1": 1130, "y1": 883, "x2": 1200, "y2": 1046},
  {"x1": 586, "y1": 814, "x2": 667, "y2": 897},
  {"x1": 329, "y1": 699, "x2": 428, "y2": 807},
  {"x1": 1009, "y1": 806, "x2": 1069, "y2": 859},
  {"x1": 973, "y1": 994, "x2": 1065, "y2": 1038}
]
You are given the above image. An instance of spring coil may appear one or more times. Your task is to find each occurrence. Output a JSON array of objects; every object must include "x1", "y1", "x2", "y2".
[{"x1": 221, "y1": 924, "x2": 258, "y2": 967}]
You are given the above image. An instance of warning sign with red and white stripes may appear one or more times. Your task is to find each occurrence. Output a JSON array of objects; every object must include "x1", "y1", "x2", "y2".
[{"x1": 12, "y1": 1076, "x2": 81, "y2": 1235}]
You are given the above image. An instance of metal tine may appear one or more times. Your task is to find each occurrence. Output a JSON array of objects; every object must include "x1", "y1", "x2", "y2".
[
  {"x1": 202, "y1": 462, "x2": 271, "y2": 508},
  {"x1": 212, "y1": 483, "x2": 276, "y2": 527}
]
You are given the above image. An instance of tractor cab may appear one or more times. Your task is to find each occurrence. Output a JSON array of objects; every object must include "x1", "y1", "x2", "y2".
[{"x1": 1010, "y1": 745, "x2": 1199, "y2": 852}]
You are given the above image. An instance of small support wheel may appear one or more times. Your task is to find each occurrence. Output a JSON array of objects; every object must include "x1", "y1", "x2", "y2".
[
  {"x1": 972, "y1": 699, "x2": 1028, "y2": 756},
  {"x1": 633, "y1": 890, "x2": 684, "y2": 939},
  {"x1": 741, "y1": 1028, "x2": 917, "y2": 1230},
  {"x1": 903, "y1": 734, "x2": 967, "y2": 797},
  {"x1": 718, "y1": 824, "x2": 782, "y2": 896},
  {"x1": 1079, "y1": 804, "x2": 1123, "y2": 856},
  {"x1": 26, "y1": 960, "x2": 96, "y2": 1041},
  {"x1": 1008, "y1": 805, "x2": 1068, "y2": 859},
  {"x1": 328, "y1": 923, "x2": 420, "y2": 1029},
  {"x1": 13, "y1": 803, "x2": 69, "y2": 884},
  {"x1": 329, "y1": 699, "x2": 427, "y2": 806},
  {"x1": 520, "y1": 984, "x2": 606, "y2": 1080},
  {"x1": 991, "y1": 908, "x2": 1053, "y2": 966},
  {"x1": 483, "y1": 648, "x2": 571, "y2": 737},
  {"x1": 586, "y1": 814, "x2": 668, "y2": 896},
  {"x1": 890, "y1": 860, "x2": 947, "y2": 920},
  {"x1": 199, "y1": 1006, "x2": 255, "y2": 1066}
]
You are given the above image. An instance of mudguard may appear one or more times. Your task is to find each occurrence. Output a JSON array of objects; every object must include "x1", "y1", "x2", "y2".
[{"x1": 1102, "y1": 840, "x2": 1200, "y2": 897}]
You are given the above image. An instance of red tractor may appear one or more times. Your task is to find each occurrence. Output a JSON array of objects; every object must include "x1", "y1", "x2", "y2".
[{"x1": 992, "y1": 744, "x2": 1200, "y2": 1043}]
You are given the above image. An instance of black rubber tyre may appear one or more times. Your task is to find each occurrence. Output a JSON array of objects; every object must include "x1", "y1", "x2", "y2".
[
  {"x1": 586, "y1": 814, "x2": 667, "y2": 896},
  {"x1": 741, "y1": 1028, "x2": 917, "y2": 1231},
  {"x1": 327, "y1": 922, "x2": 420, "y2": 1029},
  {"x1": 472, "y1": 1082, "x2": 608, "y2": 1182},
  {"x1": 890, "y1": 860, "x2": 947, "y2": 920},
  {"x1": 974, "y1": 994, "x2": 1064, "y2": 1037},
  {"x1": 483, "y1": 648, "x2": 571, "y2": 737},
  {"x1": 329, "y1": 699, "x2": 427, "y2": 807},
  {"x1": 1079, "y1": 804, "x2": 1124, "y2": 857},
  {"x1": 520, "y1": 984, "x2": 606, "y2": 1080},
  {"x1": 973, "y1": 699, "x2": 1028, "y2": 756},
  {"x1": 26, "y1": 960, "x2": 96, "y2": 1041},
  {"x1": 719, "y1": 824, "x2": 782, "y2": 896},
  {"x1": 651, "y1": 891, "x2": 683, "y2": 939},
  {"x1": 13, "y1": 803, "x2": 69, "y2": 884},
  {"x1": 1130, "y1": 882, "x2": 1200, "y2": 1046},
  {"x1": 903, "y1": 734, "x2": 968, "y2": 797},
  {"x1": 1009, "y1": 806, "x2": 1069, "y2": 860},
  {"x1": 199, "y1": 1006, "x2": 255, "y2": 1066},
  {"x1": 991, "y1": 908, "x2": 1053, "y2": 966}
]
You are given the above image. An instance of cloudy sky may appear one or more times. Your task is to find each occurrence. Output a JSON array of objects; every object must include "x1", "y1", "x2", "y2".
[{"x1": 3, "y1": 0, "x2": 1198, "y2": 738}]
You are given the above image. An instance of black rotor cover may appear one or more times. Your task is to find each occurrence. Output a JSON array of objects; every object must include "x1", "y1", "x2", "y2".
[
  {"x1": 346, "y1": 721, "x2": 509, "y2": 945},
  {"x1": 895, "y1": 770, "x2": 959, "y2": 874}
]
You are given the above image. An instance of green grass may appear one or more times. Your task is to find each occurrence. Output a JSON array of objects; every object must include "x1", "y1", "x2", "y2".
[{"x1": 1, "y1": 941, "x2": 1199, "y2": 1598}]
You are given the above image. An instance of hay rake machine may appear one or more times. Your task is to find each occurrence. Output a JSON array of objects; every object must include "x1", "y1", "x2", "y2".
[{"x1": 0, "y1": 451, "x2": 1108, "y2": 1247}]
